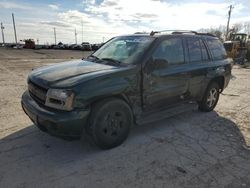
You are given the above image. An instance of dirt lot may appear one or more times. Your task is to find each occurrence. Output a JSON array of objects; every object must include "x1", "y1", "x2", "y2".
[{"x1": 0, "y1": 48, "x2": 250, "y2": 188}]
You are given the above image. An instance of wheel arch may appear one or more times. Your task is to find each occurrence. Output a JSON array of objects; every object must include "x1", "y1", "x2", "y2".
[
  {"x1": 209, "y1": 76, "x2": 225, "y2": 92},
  {"x1": 83, "y1": 94, "x2": 135, "y2": 136},
  {"x1": 198, "y1": 75, "x2": 225, "y2": 102},
  {"x1": 88, "y1": 94, "x2": 136, "y2": 122},
  {"x1": 89, "y1": 94, "x2": 131, "y2": 108}
]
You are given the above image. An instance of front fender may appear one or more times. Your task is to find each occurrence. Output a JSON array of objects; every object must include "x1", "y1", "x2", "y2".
[{"x1": 73, "y1": 67, "x2": 141, "y2": 110}]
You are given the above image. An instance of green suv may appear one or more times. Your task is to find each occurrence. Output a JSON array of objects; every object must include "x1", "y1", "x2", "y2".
[{"x1": 21, "y1": 31, "x2": 232, "y2": 149}]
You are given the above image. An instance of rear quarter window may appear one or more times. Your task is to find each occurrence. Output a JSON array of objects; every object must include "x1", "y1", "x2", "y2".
[{"x1": 206, "y1": 38, "x2": 227, "y2": 60}]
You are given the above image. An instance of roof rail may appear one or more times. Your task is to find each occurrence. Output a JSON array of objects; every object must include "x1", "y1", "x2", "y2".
[
  {"x1": 134, "y1": 32, "x2": 149, "y2": 34},
  {"x1": 150, "y1": 30, "x2": 217, "y2": 37},
  {"x1": 196, "y1": 33, "x2": 216, "y2": 37},
  {"x1": 150, "y1": 30, "x2": 197, "y2": 36}
]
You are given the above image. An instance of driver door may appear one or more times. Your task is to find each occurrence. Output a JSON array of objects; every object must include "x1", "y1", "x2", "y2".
[{"x1": 143, "y1": 37, "x2": 190, "y2": 109}]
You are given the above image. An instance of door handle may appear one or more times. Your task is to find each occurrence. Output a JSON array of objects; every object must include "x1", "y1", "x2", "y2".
[
  {"x1": 216, "y1": 67, "x2": 225, "y2": 74},
  {"x1": 180, "y1": 72, "x2": 189, "y2": 76}
]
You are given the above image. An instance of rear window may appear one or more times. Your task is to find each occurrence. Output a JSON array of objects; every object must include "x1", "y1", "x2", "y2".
[{"x1": 206, "y1": 38, "x2": 227, "y2": 60}]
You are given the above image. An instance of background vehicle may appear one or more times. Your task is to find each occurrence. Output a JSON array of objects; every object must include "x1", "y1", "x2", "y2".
[
  {"x1": 91, "y1": 43, "x2": 103, "y2": 51},
  {"x1": 53, "y1": 42, "x2": 65, "y2": 49},
  {"x1": 21, "y1": 31, "x2": 232, "y2": 149},
  {"x1": 22, "y1": 39, "x2": 35, "y2": 49},
  {"x1": 224, "y1": 33, "x2": 250, "y2": 64},
  {"x1": 81, "y1": 42, "x2": 92, "y2": 51},
  {"x1": 72, "y1": 44, "x2": 82, "y2": 50}
]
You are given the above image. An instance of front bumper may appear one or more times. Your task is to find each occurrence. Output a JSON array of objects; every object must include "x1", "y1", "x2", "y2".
[{"x1": 21, "y1": 90, "x2": 90, "y2": 138}]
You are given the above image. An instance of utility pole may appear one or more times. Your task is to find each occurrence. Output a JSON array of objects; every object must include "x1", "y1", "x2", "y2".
[
  {"x1": 226, "y1": 5, "x2": 233, "y2": 40},
  {"x1": 53, "y1": 27, "x2": 57, "y2": 45},
  {"x1": 12, "y1": 13, "x2": 18, "y2": 45},
  {"x1": 81, "y1": 20, "x2": 83, "y2": 43},
  {"x1": 75, "y1": 28, "x2": 77, "y2": 44},
  {"x1": 1, "y1": 22, "x2": 5, "y2": 45}
]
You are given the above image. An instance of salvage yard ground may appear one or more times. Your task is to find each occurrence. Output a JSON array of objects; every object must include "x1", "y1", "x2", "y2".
[{"x1": 0, "y1": 48, "x2": 250, "y2": 188}]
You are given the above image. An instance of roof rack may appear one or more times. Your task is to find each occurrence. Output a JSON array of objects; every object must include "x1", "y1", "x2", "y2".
[
  {"x1": 150, "y1": 30, "x2": 197, "y2": 36},
  {"x1": 134, "y1": 32, "x2": 149, "y2": 34},
  {"x1": 196, "y1": 33, "x2": 216, "y2": 37},
  {"x1": 149, "y1": 30, "x2": 216, "y2": 37}
]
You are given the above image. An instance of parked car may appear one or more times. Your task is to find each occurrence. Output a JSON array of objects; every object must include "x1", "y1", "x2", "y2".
[
  {"x1": 91, "y1": 43, "x2": 103, "y2": 51},
  {"x1": 81, "y1": 42, "x2": 92, "y2": 51},
  {"x1": 63, "y1": 44, "x2": 69, "y2": 49},
  {"x1": 53, "y1": 42, "x2": 65, "y2": 49},
  {"x1": 21, "y1": 31, "x2": 232, "y2": 149},
  {"x1": 48, "y1": 44, "x2": 56, "y2": 49},
  {"x1": 73, "y1": 44, "x2": 83, "y2": 50},
  {"x1": 67, "y1": 44, "x2": 75, "y2": 49}
]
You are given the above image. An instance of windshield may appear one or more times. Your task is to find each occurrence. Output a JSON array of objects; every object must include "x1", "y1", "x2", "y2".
[
  {"x1": 231, "y1": 34, "x2": 247, "y2": 41},
  {"x1": 92, "y1": 36, "x2": 155, "y2": 64}
]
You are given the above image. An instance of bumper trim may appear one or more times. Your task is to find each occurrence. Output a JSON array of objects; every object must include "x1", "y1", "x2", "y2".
[{"x1": 21, "y1": 90, "x2": 90, "y2": 138}]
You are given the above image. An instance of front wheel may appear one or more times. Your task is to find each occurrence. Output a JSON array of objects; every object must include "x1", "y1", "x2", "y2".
[
  {"x1": 88, "y1": 98, "x2": 133, "y2": 149},
  {"x1": 198, "y1": 82, "x2": 220, "y2": 112}
]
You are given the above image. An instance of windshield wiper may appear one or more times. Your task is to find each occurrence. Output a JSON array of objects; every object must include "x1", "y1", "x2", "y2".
[
  {"x1": 88, "y1": 54, "x2": 99, "y2": 60},
  {"x1": 101, "y1": 58, "x2": 122, "y2": 65}
]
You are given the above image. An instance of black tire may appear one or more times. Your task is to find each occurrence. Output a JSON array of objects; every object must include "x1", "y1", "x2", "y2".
[
  {"x1": 198, "y1": 82, "x2": 220, "y2": 112},
  {"x1": 88, "y1": 98, "x2": 133, "y2": 149}
]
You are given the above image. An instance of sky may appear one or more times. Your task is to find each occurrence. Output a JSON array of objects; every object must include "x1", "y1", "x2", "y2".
[{"x1": 0, "y1": 0, "x2": 249, "y2": 44}]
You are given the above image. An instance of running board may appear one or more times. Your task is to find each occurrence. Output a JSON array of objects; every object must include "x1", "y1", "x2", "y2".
[{"x1": 136, "y1": 102, "x2": 198, "y2": 125}]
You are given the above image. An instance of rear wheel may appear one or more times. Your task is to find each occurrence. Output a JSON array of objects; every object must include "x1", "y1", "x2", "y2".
[
  {"x1": 199, "y1": 82, "x2": 220, "y2": 112},
  {"x1": 88, "y1": 98, "x2": 133, "y2": 149}
]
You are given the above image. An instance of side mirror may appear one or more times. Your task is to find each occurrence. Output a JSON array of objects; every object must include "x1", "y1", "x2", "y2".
[
  {"x1": 144, "y1": 58, "x2": 168, "y2": 74},
  {"x1": 154, "y1": 58, "x2": 169, "y2": 69}
]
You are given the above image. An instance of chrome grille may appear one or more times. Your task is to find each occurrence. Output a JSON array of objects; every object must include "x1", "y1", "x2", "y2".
[{"x1": 28, "y1": 81, "x2": 47, "y2": 105}]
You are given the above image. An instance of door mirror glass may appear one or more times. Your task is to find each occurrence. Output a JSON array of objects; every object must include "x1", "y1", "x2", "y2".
[{"x1": 154, "y1": 58, "x2": 169, "y2": 69}]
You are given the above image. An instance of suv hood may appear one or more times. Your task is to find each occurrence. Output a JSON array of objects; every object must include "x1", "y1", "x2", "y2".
[{"x1": 29, "y1": 59, "x2": 120, "y2": 88}]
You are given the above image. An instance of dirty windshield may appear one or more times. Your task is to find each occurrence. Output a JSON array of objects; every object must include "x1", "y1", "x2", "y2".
[{"x1": 92, "y1": 36, "x2": 155, "y2": 64}]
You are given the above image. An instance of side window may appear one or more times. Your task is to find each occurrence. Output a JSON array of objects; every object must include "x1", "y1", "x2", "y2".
[
  {"x1": 187, "y1": 38, "x2": 202, "y2": 62},
  {"x1": 152, "y1": 38, "x2": 185, "y2": 65},
  {"x1": 206, "y1": 38, "x2": 227, "y2": 60},
  {"x1": 200, "y1": 39, "x2": 209, "y2": 61}
]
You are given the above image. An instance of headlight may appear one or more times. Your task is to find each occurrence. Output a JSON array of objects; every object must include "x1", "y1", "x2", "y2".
[{"x1": 45, "y1": 89, "x2": 75, "y2": 111}]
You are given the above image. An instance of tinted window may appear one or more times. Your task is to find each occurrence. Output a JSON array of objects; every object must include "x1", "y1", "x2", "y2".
[
  {"x1": 93, "y1": 36, "x2": 154, "y2": 64},
  {"x1": 153, "y1": 38, "x2": 184, "y2": 65},
  {"x1": 206, "y1": 38, "x2": 227, "y2": 60},
  {"x1": 187, "y1": 38, "x2": 202, "y2": 62},
  {"x1": 200, "y1": 40, "x2": 209, "y2": 61}
]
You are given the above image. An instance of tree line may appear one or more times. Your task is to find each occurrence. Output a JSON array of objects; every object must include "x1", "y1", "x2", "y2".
[{"x1": 198, "y1": 21, "x2": 250, "y2": 41}]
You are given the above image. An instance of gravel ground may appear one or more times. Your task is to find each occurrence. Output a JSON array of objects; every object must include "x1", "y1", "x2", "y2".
[{"x1": 0, "y1": 48, "x2": 250, "y2": 188}]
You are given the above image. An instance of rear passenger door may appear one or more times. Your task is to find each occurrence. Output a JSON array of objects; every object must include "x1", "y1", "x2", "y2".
[
  {"x1": 205, "y1": 37, "x2": 231, "y2": 89},
  {"x1": 143, "y1": 37, "x2": 190, "y2": 108},
  {"x1": 185, "y1": 37, "x2": 211, "y2": 98}
]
